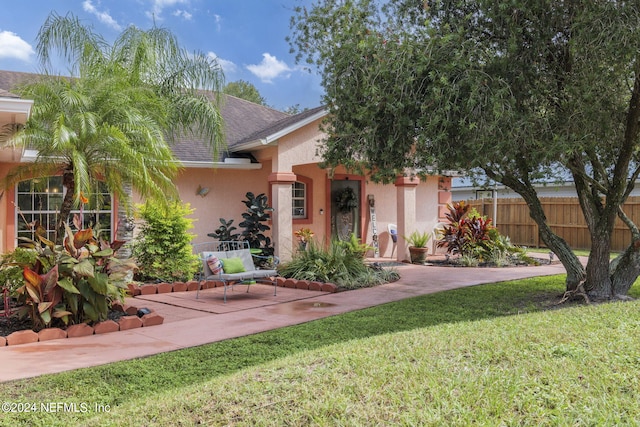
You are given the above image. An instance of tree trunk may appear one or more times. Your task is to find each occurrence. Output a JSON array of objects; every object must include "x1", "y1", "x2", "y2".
[
  {"x1": 56, "y1": 169, "x2": 75, "y2": 245},
  {"x1": 610, "y1": 246, "x2": 640, "y2": 298},
  {"x1": 492, "y1": 171, "x2": 586, "y2": 291},
  {"x1": 115, "y1": 183, "x2": 135, "y2": 259},
  {"x1": 584, "y1": 231, "x2": 614, "y2": 300}
]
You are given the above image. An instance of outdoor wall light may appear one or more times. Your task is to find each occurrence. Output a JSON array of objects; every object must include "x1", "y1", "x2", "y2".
[
  {"x1": 196, "y1": 185, "x2": 210, "y2": 197},
  {"x1": 320, "y1": 208, "x2": 324, "y2": 215}
]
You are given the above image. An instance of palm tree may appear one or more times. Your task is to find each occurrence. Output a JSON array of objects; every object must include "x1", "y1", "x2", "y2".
[{"x1": 2, "y1": 12, "x2": 225, "y2": 244}]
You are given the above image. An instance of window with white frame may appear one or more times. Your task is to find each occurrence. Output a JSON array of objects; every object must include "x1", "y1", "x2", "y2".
[
  {"x1": 16, "y1": 177, "x2": 113, "y2": 242},
  {"x1": 292, "y1": 181, "x2": 307, "y2": 219}
]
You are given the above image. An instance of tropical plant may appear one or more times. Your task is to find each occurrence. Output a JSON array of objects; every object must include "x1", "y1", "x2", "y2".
[
  {"x1": 437, "y1": 202, "x2": 493, "y2": 257},
  {"x1": 239, "y1": 192, "x2": 274, "y2": 256},
  {"x1": 0, "y1": 12, "x2": 225, "y2": 245},
  {"x1": 131, "y1": 200, "x2": 199, "y2": 283},
  {"x1": 403, "y1": 230, "x2": 431, "y2": 248},
  {"x1": 0, "y1": 247, "x2": 38, "y2": 295},
  {"x1": 337, "y1": 233, "x2": 372, "y2": 258},
  {"x1": 15, "y1": 226, "x2": 134, "y2": 329},
  {"x1": 209, "y1": 218, "x2": 241, "y2": 242},
  {"x1": 278, "y1": 238, "x2": 398, "y2": 289},
  {"x1": 294, "y1": 228, "x2": 315, "y2": 244}
]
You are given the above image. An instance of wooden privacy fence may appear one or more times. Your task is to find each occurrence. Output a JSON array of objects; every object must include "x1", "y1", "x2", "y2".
[{"x1": 466, "y1": 197, "x2": 640, "y2": 252}]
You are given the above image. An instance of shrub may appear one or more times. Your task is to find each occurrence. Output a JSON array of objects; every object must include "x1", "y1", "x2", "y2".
[
  {"x1": 437, "y1": 202, "x2": 492, "y2": 256},
  {"x1": 15, "y1": 225, "x2": 134, "y2": 329},
  {"x1": 278, "y1": 237, "x2": 398, "y2": 289},
  {"x1": 209, "y1": 218, "x2": 241, "y2": 241},
  {"x1": 132, "y1": 200, "x2": 199, "y2": 282},
  {"x1": 437, "y1": 202, "x2": 534, "y2": 266},
  {"x1": 239, "y1": 192, "x2": 274, "y2": 256},
  {"x1": 0, "y1": 247, "x2": 38, "y2": 295}
]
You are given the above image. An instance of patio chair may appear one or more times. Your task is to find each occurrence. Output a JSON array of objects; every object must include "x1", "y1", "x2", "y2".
[
  {"x1": 193, "y1": 241, "x2": 279, "y2": 303},
  {"x1": 388, "y1": 223, "x2": 398, "y2": 257}
]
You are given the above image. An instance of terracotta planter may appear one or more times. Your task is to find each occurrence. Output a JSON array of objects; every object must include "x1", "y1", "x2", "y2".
[{"x1": 409, "y1": 246, "x2": 429, "y2": 264}]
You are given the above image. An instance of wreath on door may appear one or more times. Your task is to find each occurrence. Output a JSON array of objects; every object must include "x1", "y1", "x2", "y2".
[{"x1": 336, "y1": 187, "x2": 358, "y2": 213}]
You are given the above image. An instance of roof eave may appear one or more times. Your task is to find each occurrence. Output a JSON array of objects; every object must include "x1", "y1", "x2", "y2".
[
  {"x1": 231, "y1": 109, "x2": 328, "y2": 152},
  {"x1": 0, "y1": 97, "x2": 34, "y2": 122},
  {"x1": 178, "y1": 160, "x2": 263, "y2": 170}
]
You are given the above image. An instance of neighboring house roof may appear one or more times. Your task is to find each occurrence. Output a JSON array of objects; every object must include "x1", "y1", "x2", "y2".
[{"x1": 0, "y1": 70, "x2": 324, "y2": 167}]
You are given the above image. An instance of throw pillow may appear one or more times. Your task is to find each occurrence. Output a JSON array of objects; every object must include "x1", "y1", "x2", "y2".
[
  {"x1": 221, "y1": 257, "x2": 245, "y2": 274},
  {"x1": 206, "y1": 255, "x2": 223, "y2": 274}
]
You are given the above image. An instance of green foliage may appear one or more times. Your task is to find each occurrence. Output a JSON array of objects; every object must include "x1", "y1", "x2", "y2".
[
  {"x1": 209, "y1": 218, "x2": 241, "y2": 242},
  {"x1": 289, "y1": 0, "x2": 640, "y2": 296},
  {"x1": 239, "y1": 192, "x2": 274, "y2": 256},
  {"x1": 337, "y1": 233, "x2": 372, "y2": 258},
  {"x1": 278, "y1": 238, "x2": 397, "y2": 289},
  {"x1": 15, "y1": 226, "x2": 133, "y2": 329},
  {"x1": 0, "y1": 247, "x2": 38, "y2": 295},
  {"x1": 403, "y1": 230, "x2": 431, "y2": 248},
  {"x1": 438, "y1": 203, "x2": 534, "y2": 266},
  {"x1": 437, "y1": 202, "x2": 492, "y2": 256},
  {"x1": 6, "y1": 275, "x2": 640, "y2": 425},
  {"x1": 132, "y1": 200, "x2": 199, "y2": 282},
  {"x1": 1, "y1": 12, "x2": 225, "y2": 244},
  {"x1": 223, "y1": 80, "x2": 267, "y2": 105}
]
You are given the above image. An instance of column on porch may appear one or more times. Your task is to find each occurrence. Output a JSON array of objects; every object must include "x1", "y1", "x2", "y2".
[
  {"x1": 268, "y1": 171, "x2": 297, "y2": 262},
  {"x1": 395, "y1": 176, "x2": 419, "y2": 262}
]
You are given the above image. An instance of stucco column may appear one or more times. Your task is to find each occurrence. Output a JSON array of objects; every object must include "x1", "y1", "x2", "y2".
[
  {"x1": 269, "y1": 172, "x2": 297, "y2": 262},
  {"x1": 395, "y1": 176, "x2": 419, "y2": 262}
]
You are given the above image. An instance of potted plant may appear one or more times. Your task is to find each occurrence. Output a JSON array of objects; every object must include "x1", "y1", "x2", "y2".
[
  {"x1": 403, "y1": 230, "x2": 431, "y2": 264},
  {"x1": 294, "y1": 227, "x2": 314, "y2": 250}
]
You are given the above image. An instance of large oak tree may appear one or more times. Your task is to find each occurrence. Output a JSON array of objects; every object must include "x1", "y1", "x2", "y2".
[{"x1": 289, "y1": 0, "x2": 640, "y2": 299}]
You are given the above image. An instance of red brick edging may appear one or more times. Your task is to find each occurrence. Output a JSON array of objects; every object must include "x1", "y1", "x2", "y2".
[
  {"x1": 2, "y1": 277, "x2": 337, "y2": 348},
  {"x1": 1, "y1": 302, "x2": 164, "y2": 347},
  {"x1": 127, "y1": 277, "x2": 339, "y2": 297}
]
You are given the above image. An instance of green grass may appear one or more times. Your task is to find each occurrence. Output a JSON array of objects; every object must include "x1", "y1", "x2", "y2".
[{"x1": 1, "y1": 275, "x2": 639, "y2": 426}]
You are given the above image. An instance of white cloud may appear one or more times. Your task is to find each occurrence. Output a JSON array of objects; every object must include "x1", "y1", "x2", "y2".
[
  {"x1": 207, "y1": 52, "x2": 237, "y2": 74},
  {"x1": 246, "y1": 53, "x2": 292, "y2": 83},
  {"x1": 147, "y1": 0, "x2": 190, "y2": 21},
  {"x1": 0, "y1": 30, "x2": 35, "y2": 61},
  {"x1": 173, "y1": 9, "x2": 193, "y2": 20},
  {"x1": 82, "y1": 0, "x2": 122, "y2": 31}
]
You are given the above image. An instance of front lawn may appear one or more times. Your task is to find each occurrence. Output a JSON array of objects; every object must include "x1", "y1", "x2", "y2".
[{"x1": 1, "y1": 275, "x2": 639, "y2": 426}]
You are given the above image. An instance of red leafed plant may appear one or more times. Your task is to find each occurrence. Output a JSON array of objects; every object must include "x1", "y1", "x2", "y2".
[{"x1": 436, "y1": 202, "x2": 493, "y2": 256}]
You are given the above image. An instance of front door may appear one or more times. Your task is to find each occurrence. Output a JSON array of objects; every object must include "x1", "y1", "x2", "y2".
[{"x1": 330, "y1": 179, "x2": 361, "y2": 241}]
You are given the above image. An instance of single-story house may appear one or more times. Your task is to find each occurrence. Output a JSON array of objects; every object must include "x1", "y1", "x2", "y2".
[{"x1": 0, "y1": 70, "x2": 452, "y2": 262}]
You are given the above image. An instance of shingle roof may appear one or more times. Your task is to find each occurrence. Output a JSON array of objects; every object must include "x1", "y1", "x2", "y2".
[
  {"x1": 234, "y1": 105, "x2": 327, "y2": 146},
  {"x1": 0, "y1": 70, "x2": 322, "y2": 164},
  {"x1": 0, "y1": 88, "x2": 20, "y2": 98},
  {"x1": 171, "y1": 92, "x2": 290, "y2": 163}
]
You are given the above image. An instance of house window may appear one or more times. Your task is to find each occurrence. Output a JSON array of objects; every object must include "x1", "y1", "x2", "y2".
[
  {"x1": 292, "y1": 181, "x2": 307, "y2": 219},
  {"x1": 16, "y1": 177, "x2": 113, "y2": 242}
]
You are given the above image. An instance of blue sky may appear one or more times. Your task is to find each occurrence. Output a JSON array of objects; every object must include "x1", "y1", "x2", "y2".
[{"x1": 0, "y1": 0, "x2": 323, "y2": 111}]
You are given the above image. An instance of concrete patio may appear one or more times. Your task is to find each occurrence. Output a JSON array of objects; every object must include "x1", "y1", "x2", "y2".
[{"x1": 0, "y1": 261, "x2": 566, "y2": 382}]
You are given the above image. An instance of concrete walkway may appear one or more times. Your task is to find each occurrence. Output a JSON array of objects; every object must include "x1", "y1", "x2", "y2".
[{"x1": 0, "y1": 261, "x2": 566, "y2": 382}]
